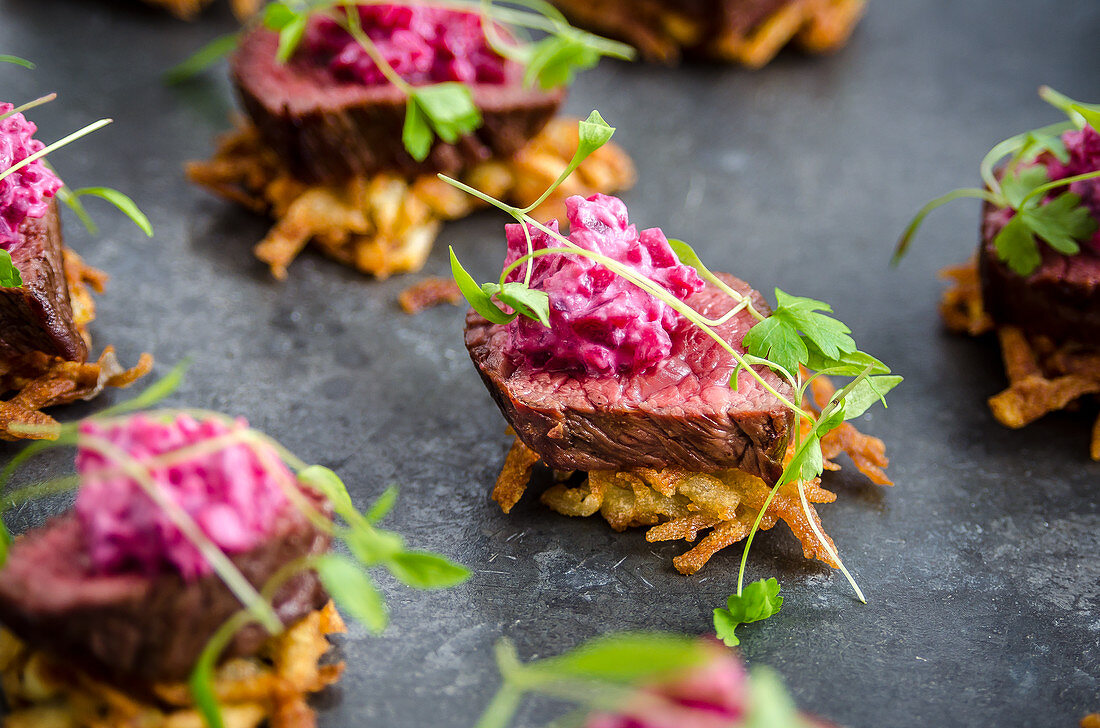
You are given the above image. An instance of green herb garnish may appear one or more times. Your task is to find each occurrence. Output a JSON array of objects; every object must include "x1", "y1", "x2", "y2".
[
  {"x1": 0, "y1": 364, "x2": 471, "y2": 728},
  {"x1": 0, "y1": 55, "x2": 34, "y2": 69},
  {"x1": 896, "y1": 86, "x2": 1100, "y2": 276},
  {"x1": 167, "y1": 0, "x2": 633, "y2": 161},
  {"x1": 713, "y1": 577, "x2": 783, "y2": 647},
  {"x1": 445, "y1": 112, "x2": 900, "y2": 631},
  {"x1": 475, "y1": 633, "x2": 713, "y2": 728}
]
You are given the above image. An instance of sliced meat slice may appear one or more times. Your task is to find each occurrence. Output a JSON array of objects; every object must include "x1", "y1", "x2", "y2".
[
  {"x1": 466, "y1": 273, "x2": 794, "y2": 484},
  {"x1": 231, "y1": 28, "x2": 565, "y2": 184},
  {"x1": 979, "y1": 202, "x2": 1100, "y2": 345},
  {"x1": 0, "y1": 201, "x2": 86, "y2": 362},
  {"x1": 0, "y1": 492, "x2": 331, "y2": 687}
]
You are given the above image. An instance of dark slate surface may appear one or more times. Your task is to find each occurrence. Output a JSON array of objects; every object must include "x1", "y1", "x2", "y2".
[{"x1": 1, "y1": 0, "x2": 1098, "y2": 726}]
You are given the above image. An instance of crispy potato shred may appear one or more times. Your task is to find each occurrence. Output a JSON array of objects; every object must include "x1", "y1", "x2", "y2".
[
  {"x1": 398, "y1": 277, "x2": 463, "y2": 314},
  {"x1": 142, "y1": 0, "x2": 258, "y2": 20},
  {"x1": 941, "y1": 260, "x2": 1100, "y2": 460},
  {"x1": 551, "y1": 0, "x2": 864, "y2": 66},
  {"x1": 0, "y1": 602, "x2": 346, "y2": 728},
  {"x1": 492, "y1": 377, "x2": 891, "y2": 574},
  {"x1": 0, "y1": 250, "x2": 152, "y2": 442},
  {"x1": 187, "y1": 118, "x2": 636, "y2": 281},
  {"x1": 1081, "y1": 714, "x2": 1100, "y2": 728}
]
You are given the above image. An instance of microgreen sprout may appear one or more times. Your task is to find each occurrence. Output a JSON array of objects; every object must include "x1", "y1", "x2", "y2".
[
  {"x1": 475, "y1": 632, "x2": 813, "y2": 728},
  {"x1": 895, "y1": 86, "x2": 1100, "y2": 276},
  {"x1": 0, "y1": 89, "x2": 154, "y2": 288},
  {"x1": 0, "y1": 55, "x2": 34, "y2": 69},
  {"x1": 444, "y1": 112, "x2": 900, "y2": 618},
  {"x1": 166, "y1": 0, "x2": 633, "y2": 161},
  {"x1": 0, "y1": 362, "x2": 472, "y2": 728}
]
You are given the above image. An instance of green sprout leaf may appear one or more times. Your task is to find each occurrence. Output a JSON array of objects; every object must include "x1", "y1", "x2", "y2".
[
  {"x1": 577, "y1": 109, "x2": 614, "y2": 156},
  {"x1": 68, "y1": 187, "x2": 153, "y2": 237},
  {"x1": 1018, "y1": 190, "x2": 1097, "y2": 255},
  {"x1": 839, "y1": 375, "x2": 903, "y2": 420},
  {"x1": 742, "y1": 315, "x2": 805, "y2": 376},
  {"x1": 402, "y1": 96, "x2": 434, "y2": 162},
  {"x1": 276, "y1": 16, "x2": 310, "y2": 64},
  {"x1": 530, "y1": 632, "x2": 712, "y2": 683},
  {"x1": 0, "y1": 520, "x2": 10, "y2": 568},
  {"x1": 495, "y1": 282, "x2": 550, "y2": 328},
  {"x1": 772, "y1": 290, "x2": 856, "y2": 361},
  {"x1": 163, "y1": 32, "x2": 239, "y2": 84},
  {"x1": 450, "y1": 247, "x2": 516, "y2": 324},
  {"x1": 365, "y1": 485, "x2": 398, "y2": 524},
  {"x1": 1000, "y1": 165, "x2": 1050, "y2": 209},
  {"x1": 993, "y1": 214, "x2": 1042, "y2": 275},
  {"x1": 0, "y1": 250, "x2": 22, "y2": 288},
  {"x1": 0, "y1": 55, "x2": 34, "y2": 69},
  {"x1": 412, "y1": 83, "x2": 482, "y2": 144},
  {"x1": 524, "y1": 33, "x2": 599, "y2": 90},
  {"x1": 315, "y1": 553, "x2": 389, "y2": 633},
  {"x1": 262, "y1": 0, "x2": 298, "y2": 29},
  {"x1": 388, "y1": 551, "x2": 472, "y2": 589},
  {"x1": 345, "y1": 525, "x2": 404, "y2": 565},
  {"x1": 713, "y1": 578, "x2": 783, "y2": 647}
]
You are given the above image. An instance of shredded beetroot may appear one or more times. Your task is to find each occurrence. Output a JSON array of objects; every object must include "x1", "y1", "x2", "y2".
[
  {"x1": 584, "y1": 644, "x2": 747, "y2": 728},
  {"x1": 74, "y1": 414, "x2": 292, "y2": 581},
  {"x1": 301, "y1": 4, "x2": 511, "y2": 86},
  {"x1": 0, "y1": 103, "x2": 62, "y2": 253},
  {"x1": 502, "y1": 194, "x2": 704, "y2": 375},
  {"x1": 1047, "y1": 124, "x2": 1100, "y2": 253}
]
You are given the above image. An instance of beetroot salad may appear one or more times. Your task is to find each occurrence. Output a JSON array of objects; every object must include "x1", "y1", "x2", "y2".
[
  {"x1": 74, "y1": 414, "x2": 293, "y2": 581},
  {"x1": 502, "y1": 193, "x2": 704, "y2": 376},
  {"x1": 301, "y1": 4, "x2": 512, "y2": 86},
  {"x1": 0, "y1": 103, "x2": 62, "y2": 253}
]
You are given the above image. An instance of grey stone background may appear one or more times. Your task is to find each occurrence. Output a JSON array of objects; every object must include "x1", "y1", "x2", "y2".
[{"x1": 0, "y1": 0, "x2": 1097, "y2": 725}]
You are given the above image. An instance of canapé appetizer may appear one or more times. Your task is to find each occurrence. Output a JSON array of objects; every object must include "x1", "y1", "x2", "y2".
[
  {"x1": 898, "y1": 87, "x2": 1100, "y2": 460},
  {"x1": 0, "y1": 371, "x2": 470, "y2": 726},
  {"x1": 182, "y1": 1, "x2": 636, "y2": 279},
  {"x1": 448, "y1": 114, "x2": 899, "y2": 603},
  {"x1": 547, "y1": 0, "x2": 865, "y2": 66},
  {"x1": 0, "y1": 63, "x2": 153, "y2": 440},
  {"x1": 476, "y1": 632, "x2": 836, "y2": 727}
]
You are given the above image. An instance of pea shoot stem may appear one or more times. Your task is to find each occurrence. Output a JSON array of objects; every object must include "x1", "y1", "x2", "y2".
[{"x1": 0, "y1": 118, "x2": 112, "y2": 183}]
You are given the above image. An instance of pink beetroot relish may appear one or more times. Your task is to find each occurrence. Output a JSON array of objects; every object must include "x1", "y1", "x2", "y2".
[
  {"x1": 301, "y1": 4, "x2": 511, "y2": 87},
  {"x1": 502, "y1": 194, "x2": 704, "y2": 375},
  {"x1": 74, "y1": 414, "x2": 292, "y2": 581},
  {"x1": 584, "y1": 643, "x2": 747, "y2": 728},
  {"x1": 0, "y1": 103, "x2": 62, "y2": 253},
  {"x1": 1047, "y1": 123, "x2": 1100, "y2": 253}
]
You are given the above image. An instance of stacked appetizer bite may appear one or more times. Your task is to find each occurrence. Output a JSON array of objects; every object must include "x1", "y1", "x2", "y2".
[
  {"x1": 547, "y1": 0, "x2": 865, "y2": 66},
  {"x1": 185, "y1": 1, "x2": 636, "y2": 279},
  {"x1": 0, "y1": 73, "x2": 152, "y2": 440},
  {"x1": 450, "y1": 115, "x2": 899, "y2": 594},
  {"x1": 899, "y1": 87, "x2": 1100, "y2": 460},
  {"x1": 0, "y1": 391, "x2": 469, "y2": 726}
]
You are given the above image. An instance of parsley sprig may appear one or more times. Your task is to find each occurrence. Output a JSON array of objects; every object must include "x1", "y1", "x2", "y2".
[
  {"x1": 0, "y1": 362, "x2": 471, "y2": 728},
  {"x1": 896, "y1": 86, "x2": 1100, "y2": 276},
  {"x1": 445, "y1": 112, "x2": 900, "y2": 626},
  {"x1": 166, "y1": 0, "x2": 633, "y2": 161},
  {"x1": 0, "y1": 81, "x2": 153, "y2": 287},
  {"x1": 713, "y1": 577, "x2": 783, "y2": 647},
  {"x1": 476, "y1": 632, "x2": 815, "y2": 728}
]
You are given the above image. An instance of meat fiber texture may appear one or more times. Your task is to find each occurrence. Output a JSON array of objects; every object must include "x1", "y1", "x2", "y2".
[
  {"x1": 231, "y1": 27, "x2": 564, "y2": 183},
  {"x1": 466, "y1": 274, "x2": 793, "y2": 484},
  {"x1": 0, "y1": 201, "x2": 86, "y2": 361}
]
